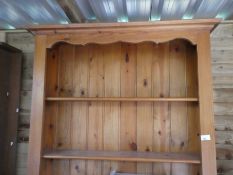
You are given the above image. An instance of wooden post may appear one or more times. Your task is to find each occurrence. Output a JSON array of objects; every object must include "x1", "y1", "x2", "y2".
[
  {"x1": 27, "y1": 35, "x2": 47, "y2": 175},
  {"x1": 197, "y1": 31, "x2": 217, "y2": 175}
]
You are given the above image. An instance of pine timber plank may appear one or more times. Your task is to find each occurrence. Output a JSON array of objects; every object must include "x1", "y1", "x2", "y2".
[
  {"x1": 42, "y1": 47, "x2": 59, "y2": 175},
  {"x1": 87, "y1": 44, "x2": 104, "y2": 175},
  {"x1": 136, "y1": 43, "x2": 153, "y2": 174},
  {"x1": 170, "y1": 40, "x2": 189, "y2": 175},
  {"x1": 152, "y1": 43, "x2": 171, "y2": 175},
  {"x1": 119, "y1": 43, "x2": 137, "y2": 173},
  {"x1": 46, "y1": 97, "x2": 198, "y2": 102},
  {"x1": 103, "y1": 43, "x2": 121, "y2": 175},
  {"x1": 70, "y1": 45, "x2": 89, "y2": 175},
  {"x1": 27, "y1": 35, "x2": 47, "y2": 175},
  {"x1": 186, "y1": 44, "x2": 201, "y2": 174},
  {"x1": 53, "y1": 44, "x2": 75, "y2": 175},
  {"x1": 197, "y1": 32, "x2": 217, "y2": 175},
  {"x1": 42, "y1": 150, "x2": 201, "y2": 164}
]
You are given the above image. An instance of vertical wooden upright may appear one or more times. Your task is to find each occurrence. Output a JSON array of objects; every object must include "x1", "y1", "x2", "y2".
[
  {"x1": 28, "y1": 35, "x2": 47, "y2": 175},
  {"x1": 197, "y1": 31, "x2": 217, "y2": 175}
]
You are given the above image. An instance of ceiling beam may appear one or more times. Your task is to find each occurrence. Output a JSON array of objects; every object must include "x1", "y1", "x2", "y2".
[{"x1": 56, "y1": 0, "x2": 83, "y2": 23}]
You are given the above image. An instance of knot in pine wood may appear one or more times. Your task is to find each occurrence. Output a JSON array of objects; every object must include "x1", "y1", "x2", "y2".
[
  {"x1": 145, "y1": 146, "x2": 150, "y2": 152},
  {"x1": 125, "y1": 53, "x2": 129, "y2": 63},
  {"x1": 143, "y1": 79, "x2": 148, "y2": 87},
  {"x1": 130, "y1": 142, "x2": 137, "y2": 151}
]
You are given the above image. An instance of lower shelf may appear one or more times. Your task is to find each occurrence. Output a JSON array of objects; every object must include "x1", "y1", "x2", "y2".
[{"x1": 43, "y1": 150, "x2": 201, "y2": 164}]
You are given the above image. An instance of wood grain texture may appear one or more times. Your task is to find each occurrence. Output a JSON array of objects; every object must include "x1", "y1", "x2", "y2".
[
  {"x1": 70, "y1": 45, "x2": 89, "y2": 175},
  {"x1": 43, "y1": 150, "x2": 201, "y2": 164},
  {"x1": 197, "y1": 32, "x2": 217, "y2": 175},
  {"x1": 54, "y1": 44, "x2": 75, "y2": 175},
  {"x1": 28, "y1": 19, "x2": 220, "y2": 31},
  {"x1": 41, "y1": 41, "x2": 205, "y2": 175},
  {"x1": 42, "y1": 47, "x2": 59, "y2": 175},
  {"x1": 28, "y1": 19, "x2": 220, "y2": 48},
  {"x1": 26, "y1": 20, "x2": 220, "y2": 175},
  {"x1": 211, "y1": 37, "x2": 233, "y2": 51},
  {"x1": 11, "y1": 23, "x2": 233, "y2": 175},
  {"x1": 34, "y1": 41, "x2": 211, "y2": 175},
  {"x1": 170, "y1": 40, "x2": 189, "y2": 175},
  {"x1": 152, "y1": 43, "x2": 170, "y2": 175},
  {"x1": 27, "y1": 35, "x2": 47, "y2": 175},
  {"x1": 214, "y1": 89, "x2": 233, "y2": 102},
  {"x1": 87, "y1": 44, "x2": 104, "y2": 175},
  {"x1": 212, "y1": 49, "x2": 233, "y2": 63},
  {"x1": 119, "y1": 43, "x2": 137, "y2": 173},
  {"x1": 216, "y1": 144, "x2": 233, "y2": 160},
  {"x1": 46, "y1": 97, "x2": 198, "y2": 101},
  {"x1": 215, "y1": 115, "x2": 233, "y2": 131},
  {"x1": 186, "y1": 44, "x2": 201, "y2": 175},
  {"x1": 136, "y1": 43, "x2": 153, "y2": 174},
  {"x1": 211, "y1": 24, "x2": 233, "y2": 38},
  {"x1": 103, "y1": 43, "x2": 121, "y2": 175},
  {"x1": 217, "y1": 160, "x2": 233, "y2": 175}
]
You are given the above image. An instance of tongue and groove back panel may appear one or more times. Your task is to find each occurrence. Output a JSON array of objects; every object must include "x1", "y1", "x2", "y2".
[{"x1": 43, "y1": 40, "x2": 200, "y2": 175}]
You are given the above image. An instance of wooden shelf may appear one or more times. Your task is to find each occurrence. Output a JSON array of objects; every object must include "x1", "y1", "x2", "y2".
[
  {"x1": 46, "y1": 97, "x2": 198, "y2": 102},
  {"x1": 43, "y1": 150, "x2": 201, "y2": 164}
]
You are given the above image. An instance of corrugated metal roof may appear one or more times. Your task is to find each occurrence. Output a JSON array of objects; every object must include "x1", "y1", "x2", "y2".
[{"x1": 0, "y1": 0, "x2": 232, "y2": 29}]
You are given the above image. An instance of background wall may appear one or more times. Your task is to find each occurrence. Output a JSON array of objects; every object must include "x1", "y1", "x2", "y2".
[
  {"x1": 5, "y1": 24, "x2": 233, "y2": 175},
  {"x1": 211, "y1": 24, "x2": 233, "y2": 175}
]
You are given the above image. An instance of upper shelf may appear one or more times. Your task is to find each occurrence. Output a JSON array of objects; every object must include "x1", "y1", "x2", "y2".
[
  {"x1": 43, "y1": 150, "x2": 201, "y2": 164},
  {"x1": 46, "y1": 97, "x2": 199, "y2": 102},
  {"x1": 28, "y1": 19, "x2": 221, "y2": 48}
]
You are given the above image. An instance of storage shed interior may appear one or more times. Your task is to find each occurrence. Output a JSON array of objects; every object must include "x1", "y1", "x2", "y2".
[{"x1": 0, "y1": 1, "x2": 233, "y2": 175}]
